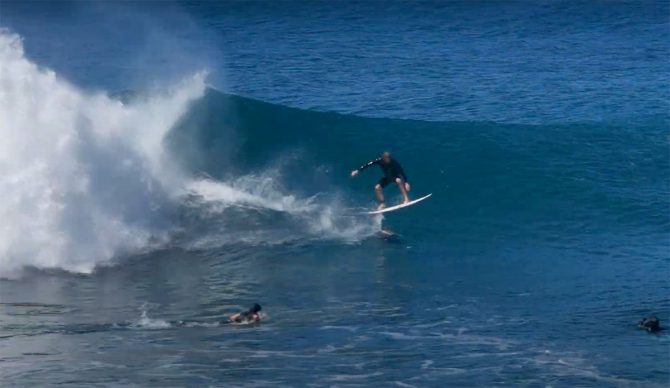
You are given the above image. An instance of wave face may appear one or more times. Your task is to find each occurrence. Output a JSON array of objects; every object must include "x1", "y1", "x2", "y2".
[
  {"x1": 172, "y1": 88, "x2": 669, "y2": 245},
  {"x1": 1, "y1": 29, "x2": 668, "y2": 276}
]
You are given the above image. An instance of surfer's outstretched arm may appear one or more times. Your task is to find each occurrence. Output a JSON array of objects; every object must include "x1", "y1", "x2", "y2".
[{"x1": 351, "y1": 157, "x2": 381, "y2": 177}]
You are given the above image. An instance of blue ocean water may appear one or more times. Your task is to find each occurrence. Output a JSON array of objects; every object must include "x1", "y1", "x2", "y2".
[{"x1": 0, "y1": 1, "x2": 669, "y2": 386}]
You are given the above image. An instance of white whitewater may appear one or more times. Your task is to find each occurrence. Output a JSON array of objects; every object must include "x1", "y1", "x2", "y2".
[
  {"x1": 0, "y1": 30, "x2": 207, "y2": 276},
  {"x1": 0, "y1": 31, "x2": 375, "y2": 277}
]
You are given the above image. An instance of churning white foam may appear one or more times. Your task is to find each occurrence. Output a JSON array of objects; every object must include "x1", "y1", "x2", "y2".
[
  {"x1": 183, "y1": 172, "x2": 379, "y2": 247},
  {"x1": 0, "y1": 31, "x2": 204, "y2": 276},
  {"x1": 0, "y1": 31, "x2": 376, "y2": 277}
]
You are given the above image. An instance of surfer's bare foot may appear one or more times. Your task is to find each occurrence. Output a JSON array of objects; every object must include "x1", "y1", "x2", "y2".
[
  {"x1": 402, "y1": 197, "x2": 410, "y2": 204},
  {"x1": 377, "y1": 203, "x2": 386, "y2": 210}
]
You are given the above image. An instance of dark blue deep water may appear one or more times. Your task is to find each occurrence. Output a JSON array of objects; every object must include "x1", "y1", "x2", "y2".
[{"x1": 0, "y1": 1, "x2": 669, "y2": 386}]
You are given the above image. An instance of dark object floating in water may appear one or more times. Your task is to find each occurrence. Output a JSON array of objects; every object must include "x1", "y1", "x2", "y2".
[{"x1": 638, "y1": 316, "x2": 663, "y2": 333}]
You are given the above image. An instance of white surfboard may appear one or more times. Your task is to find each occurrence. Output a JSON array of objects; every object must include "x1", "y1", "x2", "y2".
[{"x1": 367, "y1": 193, "x2": 432, "y2": 215}]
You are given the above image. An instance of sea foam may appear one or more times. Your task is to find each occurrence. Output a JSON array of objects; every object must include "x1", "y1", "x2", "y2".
[
  {"x1": 0, "y1": 31, "x2": 375, "y2": 277},
  {"x1": 0, "y1": 30, "x2": 205, "y2": 276}
]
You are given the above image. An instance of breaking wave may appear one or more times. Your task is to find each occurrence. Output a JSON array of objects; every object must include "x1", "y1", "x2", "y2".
[{"x1": 0, "y1": 31, "x2": 376, "y2": 277}]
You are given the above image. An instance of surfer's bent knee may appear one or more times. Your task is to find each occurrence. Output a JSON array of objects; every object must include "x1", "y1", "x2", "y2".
[{"x1": 375, "y1": 184, "x2": 382, "y2": 191}]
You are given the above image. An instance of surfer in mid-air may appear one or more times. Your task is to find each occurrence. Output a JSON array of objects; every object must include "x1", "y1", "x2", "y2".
[{"x1": 351, "y1": 151, "x2": 410, "y2": 209}]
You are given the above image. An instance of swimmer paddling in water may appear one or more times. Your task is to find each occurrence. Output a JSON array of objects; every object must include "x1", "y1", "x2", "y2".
[
  {"x1": 229, "y1": 303, "x2": 262, "y2": 324},
  {"x1": 351, "y1": 151, "x2": 411, "y2": 210}
]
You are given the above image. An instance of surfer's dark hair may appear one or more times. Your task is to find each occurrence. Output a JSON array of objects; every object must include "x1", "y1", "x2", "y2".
[{"x1": 249, "y1": 303, "x2": 262, "y2": 313}]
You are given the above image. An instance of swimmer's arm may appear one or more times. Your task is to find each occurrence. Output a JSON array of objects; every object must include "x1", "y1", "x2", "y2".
[{"x1": 228, "y1": 313, "x2": 241, "y2": 322}]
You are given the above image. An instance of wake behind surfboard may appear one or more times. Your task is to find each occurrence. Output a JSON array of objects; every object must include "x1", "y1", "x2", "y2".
[{"x1": 367, "y1": 193, "x2": 432, "y2": 215}]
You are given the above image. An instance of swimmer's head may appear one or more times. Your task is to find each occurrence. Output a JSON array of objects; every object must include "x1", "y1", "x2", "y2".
[
  {"x1": 249, "y1": 303, "x2": 262, "y2": 314},
  {"x1": 640, "y1": 316, "x2": 661, "y2": 332}
]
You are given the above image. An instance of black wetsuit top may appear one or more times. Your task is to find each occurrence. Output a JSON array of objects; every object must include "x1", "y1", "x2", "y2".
[{"x1": 356, "y1": 157, "x2": 408, "y2": 187}]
